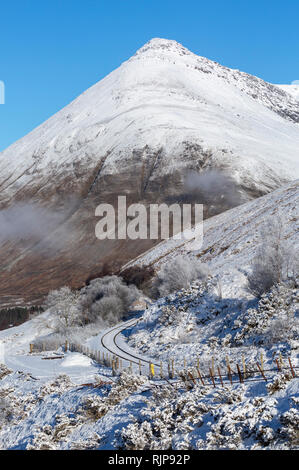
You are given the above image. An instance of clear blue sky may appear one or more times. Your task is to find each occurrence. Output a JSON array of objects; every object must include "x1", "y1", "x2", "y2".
[{"x1": 0, "y1": 0, "x2": 298, "y2": 151}]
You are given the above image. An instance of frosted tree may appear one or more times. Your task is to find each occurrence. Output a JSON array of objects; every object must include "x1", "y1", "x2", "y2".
[
  {"x1": 44, "y1": 286, "x2": 81, "y2": 332},
  {"x1": 247, "y1": 216, "x2": 297, "y2": 297},
  {"x1": 152, "y1": 255, "x2": 209, "y2": 297}
]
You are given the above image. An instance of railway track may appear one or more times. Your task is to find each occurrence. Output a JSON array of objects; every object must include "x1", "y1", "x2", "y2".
[{"x1": 100, "y1": 318, "x2": 160, "y2": 370}]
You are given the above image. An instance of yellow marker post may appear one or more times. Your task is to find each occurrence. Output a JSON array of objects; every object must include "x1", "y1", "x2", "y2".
[{"x1": 150, "y1": 363, "x2": 155, "y2": 378}]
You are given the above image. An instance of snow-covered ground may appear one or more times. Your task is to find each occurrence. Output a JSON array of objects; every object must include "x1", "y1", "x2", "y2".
[{"x1": 277, "y1": 84, "x2": 299, "y2": 101}]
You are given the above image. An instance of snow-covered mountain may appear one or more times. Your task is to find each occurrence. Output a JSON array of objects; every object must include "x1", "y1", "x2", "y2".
[
  {"x1": 0, "y1": 38, "x2": 299, "y2": 305},
  {"x1": 277, "y1": 84, "x2": 299, "y2": 101},
  {"x1": 1, "y1": 38, "x2": 299, "y2": 205}
]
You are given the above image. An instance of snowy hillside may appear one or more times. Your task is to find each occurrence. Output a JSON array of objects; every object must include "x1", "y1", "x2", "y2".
[
  {"x1": 0, "y1": 38, "x2": 299, "y2": 305},
  {"x1": 124, "y1": 179, "x2": 299, "y2": 298},
  {"x1": 0, "y1": 179, "x2": 298, "y2": 450},
  {"x1": 276, "y1": 84, "x2": 299, "y2": 101}
]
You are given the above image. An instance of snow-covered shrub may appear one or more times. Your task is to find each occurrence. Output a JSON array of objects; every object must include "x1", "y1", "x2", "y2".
[
  {"x1": 213, "y1": 386, "x2": 245, "y2": 405},
  {"x1": 83, "y1": 372, "x2": 147, "y2": 421},
  {"x1": 0, "y1": 396, "x2": 11, "y2": 428},
  {"x1": 119, "y1": 384, "x2": 209, "y2": 450},
  {"x1": 38, "y1": 374, "x2": 73, "y2": 399},
  {"x1": 265, "y1": 313, "x2": 299, "y2": 346},
  {"x1": 232, "y1": 280, "x2": 298, "y2": 346},
  {"x1": 280, "y1": 405, "x2": 299, "y2": 447},
  {"x1": 267, "y1": 371, "x2": 293, "y2": 395},
  {"x1": 79, "y1": 275, "x2": 140, "y2": 324},
  {"x1": 152, "y1": 256, "x2": 209, "y2": 298},
  {"x1": 0, "y1": 364, "x2": 12, "y2": 380}
]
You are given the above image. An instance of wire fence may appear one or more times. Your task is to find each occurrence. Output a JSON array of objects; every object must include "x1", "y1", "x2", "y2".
[{"x1": 29, "y1": 340, "x2": 298, "y2": 388}]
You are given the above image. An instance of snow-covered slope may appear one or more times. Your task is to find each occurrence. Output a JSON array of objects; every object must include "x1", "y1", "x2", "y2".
[
  {"x1": 124, "y1": 179, "x2": 299, "y2": 298},
  {"x1": 276, "y1": 84, "x2": 299, "y2": 101},
  {"x1": 1, "y1": 38, "x2": 299, "y2": 305}
]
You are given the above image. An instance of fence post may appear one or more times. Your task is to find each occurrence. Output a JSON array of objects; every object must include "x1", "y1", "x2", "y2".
[
  {"x1": 288, "y1": 357, "x2": 296, "y2": 378},
  {"x1": 236, "y1": 364, "x2": 243, "y2": 384},
  {"x1": 196, "y1": 366, "x2": 205, "y2": 386},
  {"x1": 149, "y1": 363, "x2": 155, "y2": 379},
  {"x1": 209, "y1": 368, "x2": 216, "y2": 387},
  {"x1": 226, "y1": 356, "x2": 233, "y2": 385},
  {"x1": 257, "y1": 362, "x2": 267, "y2": 382},
  {"x1": 211, "y1": 356, "x2": 215, "y2": 376},
  {"x1": 188, "y1": 371, "x2": 196, "y2": 385},
  {"x1": 29, "y1": 343, "x2": 34, "y2": 354},
  {"x1": 242, "y1": 354, "x2": 246, "y2": 379},
  {"x1": 218, "y1": 366, "x2": 224, "y2": 387}
]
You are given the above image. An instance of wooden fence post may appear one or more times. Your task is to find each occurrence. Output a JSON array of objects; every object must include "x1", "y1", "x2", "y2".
[
  {"x1": 209, "y1": 368, "x2": 216, "y2": 387},
  {"x1": 288, "y1": 357, "x2": 296, "y2": 378},
  {"x1": 196, "y1": 366, "x2": 205, "y2": 386},
  {"x1": 188, "y1": 371, "x2": 196, "y2": 385},
  {"x1": 236, "y1": 364, "x2": 243, "y2": 384},
  {"x1": 257, "y1": 362, "x2": 267, "y2": 382},
  {"x1": 226, "y1": 356, "x2": 233, "y2": 385},
  {"x1": 242, "y1": 354, "x2": 246, "y2": 379},
  {"x1": 211, "y1": 356, "x2": 215, "y2": 376},
  {"x1": 218, "y1": 366, "x2": 224, "y2": 387}
]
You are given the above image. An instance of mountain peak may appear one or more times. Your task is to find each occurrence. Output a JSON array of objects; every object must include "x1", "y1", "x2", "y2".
[{"x1": 135, "y1": 38, "x2": 192, "y2": 57}]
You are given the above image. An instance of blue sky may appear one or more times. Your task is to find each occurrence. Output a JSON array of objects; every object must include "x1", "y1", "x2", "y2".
[{"x1": 0, "y1": 0, "x2": 298, "y2": 151}]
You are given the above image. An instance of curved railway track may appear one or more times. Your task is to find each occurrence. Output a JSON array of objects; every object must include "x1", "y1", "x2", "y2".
[{"x1": 100, "y1": 319, "x2": 160, "y2": 369}]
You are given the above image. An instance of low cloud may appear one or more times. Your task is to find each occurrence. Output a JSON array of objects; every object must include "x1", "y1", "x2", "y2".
[
  {"x1": 183, "y1": 169, "x2": 243, "y2": 210},
  {"x1": 0, "y1": 198, "x2": 79, "y2": 253}
]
